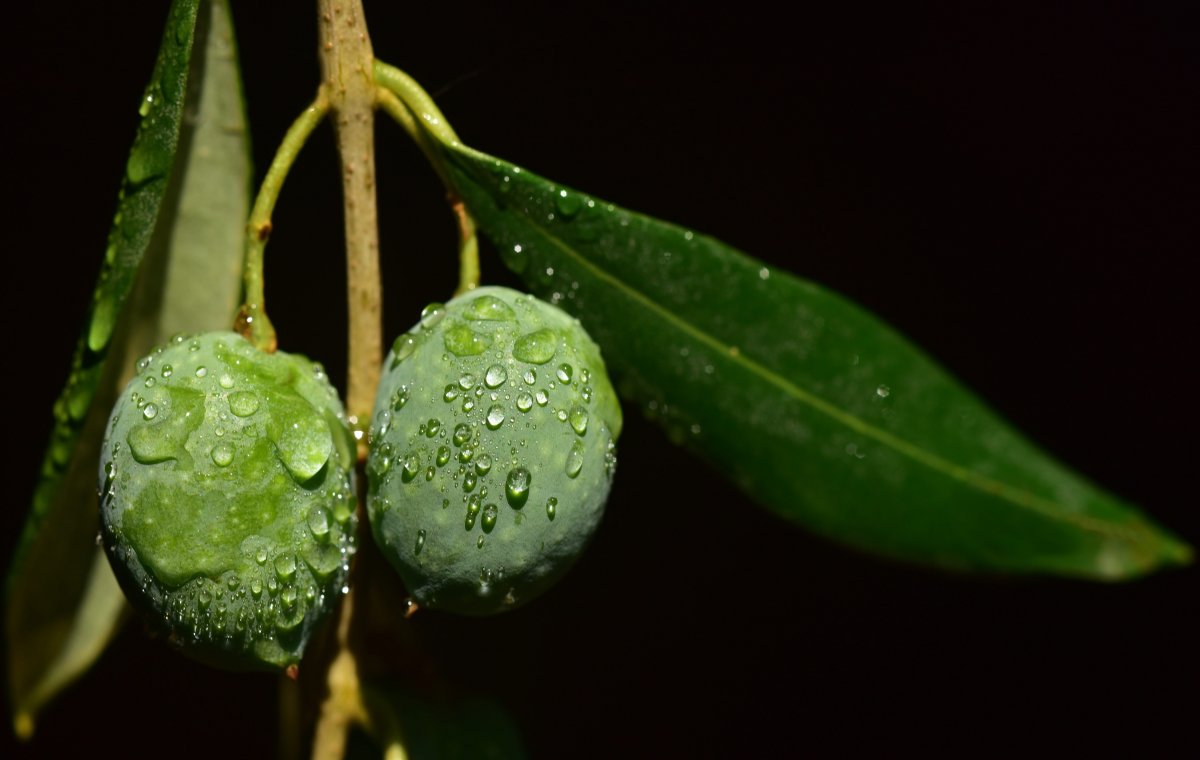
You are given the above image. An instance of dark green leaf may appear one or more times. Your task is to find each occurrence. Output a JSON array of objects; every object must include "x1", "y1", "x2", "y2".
[
  {"x1": 436, "y1": 142, "x2": 1191, "y2": 581},
  {"x1": 6, "y1": 0, "x2": 250, "y2": 736}
]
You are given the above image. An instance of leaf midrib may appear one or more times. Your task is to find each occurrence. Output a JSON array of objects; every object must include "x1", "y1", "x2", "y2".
[{"x1": 451, "y1": 147, "x2": 1142, "y2": 544}]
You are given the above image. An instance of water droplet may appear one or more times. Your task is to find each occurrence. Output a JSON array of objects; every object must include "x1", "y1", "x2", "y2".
[
  {"x1": 516, "y1": 393, "x2": 534, "y2": 412},
  {"x1": 436, "y1": 445, "x2": 451, "y2": 466},
  {"x1": 197, "y1": 589, "x2": 212, "y2": 610},
  {"x1": 546, "y1": 497, "x2": 558, "y2": 520},
  {"x1": 876, "y1": 384, "x2": 891, "y2": 399},
  {"x1": 513, "y1": 329, "x2": 558, "y2": 364},
  {"x1": 87, "y1": 296, "x2": 117, "y2": 353},
  {"x1": 758, "y1": 266, "x2": 771, "y2": 280},
  {"x1": 555, "y1": 188, "x2": 582, "y2": 217},
  {"x1": 425, "y1": 418, "x2": 442, "y2": 437},
  {"x1": 463, "y1": 294, "x2": 516, "y2": 321},
  {"x1": 228, "y1": 391, "x2": 259, "y2": 417},
  {"x1": 504, "y1": 467, "x2": 531, "y2": 508},
  {"x1": 161, "y1": 364, "x2": 173, "y2": 378},
  {"x1": 425, "y1": 465, "x2": 436, "y2": 480},
  {"x1": 463, "y1": 472, "x2": 478, "y2": 492},
  {"x1": 486, "y1": 405, "x2": 506, "y2": 429},
  {"x1": 415, "y1": 530, "x2": 426, "y2": 554},
  {"x1": 256, "y1": 548, "x2": 268, "y2": 565},
  {"x1": 535, "y1": 390, "x2": 549, "y2": 406},
  {"x1": 481, "y1": 503, "x2": 498, "y2": 533},
  {"x1": 401, "y1": 454, "x2": 421, "y2": 482},
  {"x1": 453, "y1": 423, "x2": 471, "y2": 447},
  {"x1": 581, "y1": 368, "x2": 591, "y2": 383},
  {"x1": 556, "y1": 409, "x2": 568, "y2": 422},
  {"x1": 281, "y1": 587, "x2": 298, "y2": 609},
  {"x1": 142, "y1": 404, "x2": 158, "y2": 420},
  {"x1": 569, "y1": 406, "x2": 589, "y2": 436},
  {"x1": 308, "y1": 508, "x2": 330, "y2": 540},
  {"x1": 443, "y1": 323, "x2": 491, "y2": 356},
  {"x1": 477, "y1": 536, "x2": 486, "y2": 548},
  {"x1": 195, "y1": 366, "x2": 207, "y2": 378},
  {"x1": 523, "y1": 369, "x2": 537, "y2": 385},
  {"x1": 458, "y1": 374, "x2": 476, "y2": 391},
  {"x1": 392, "y1": 387, "x2": 410, "y2": 411},
  {"x1": 485, "y1": 364, "x2": 507, "y2": 388},
  {"x1": 274, "y1": 554, "x2": 297, "y2": 582},
  {"x1": 211, "y1": 442, "x2": 234, "y2": 467},
  {"x1": 582, "y1": 386, "x2": 593, "y2": 402},
  {"x1": 219, "y1": 374, "x2": 235, "y2": 389},
  {"x1": 420, "y1": 303, "x2": 446, "y2": 329},
  {"x1": 475, "y1": 454, "x2": 493, "y2": 476},
  {"x1": 467, "y1": 494, "x2": 482, "y2": 516},
  {"x1": 250, "y1": 579, "x2": 263, "y2": 597},
  {"x1": 144, "y1": 376, "x2": 156, "y2": 388},
  {"x1": 443, "y1": 384, "x2": 459, "y2": 402},
  {"x1": 556, "y1": 364, "x2": 573, "y2": 383},
  {"x1": 565, "y1": 441, "x2": 584, "y2": 478},
  {"x1": 391, "y1": 334, "x2": 418, "y2": 363},
  {"x1": 457, "y1": 447, "x2": 474, "y2": 464}
]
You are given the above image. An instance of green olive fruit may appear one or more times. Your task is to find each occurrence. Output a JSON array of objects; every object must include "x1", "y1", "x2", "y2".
[
  {"x1": 99, "y1": 331, "x2": 356, "y2": 670},
  {"x1": 368, "y1": 286, "x2": 621, "y2": 615}
]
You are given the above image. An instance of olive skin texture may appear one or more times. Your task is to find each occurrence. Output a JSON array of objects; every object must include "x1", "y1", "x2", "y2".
[
  {"x1": 99, "y1": 332, "x2": 356, "y2": 670},
  {"x1": 368, "y1": 287, "x2": 621, "y2": 615}
]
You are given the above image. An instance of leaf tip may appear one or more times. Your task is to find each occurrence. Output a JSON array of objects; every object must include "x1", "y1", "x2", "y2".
[
  {"x1": 1159, "y1": 533, "x2": 1194, "y2": 568},
  {"x1": 13, "y1": 710, "x2": 34, "y2": 741},
  {"x1": 1105, "y1": 523, "x2": 1195, "y2": 581}
]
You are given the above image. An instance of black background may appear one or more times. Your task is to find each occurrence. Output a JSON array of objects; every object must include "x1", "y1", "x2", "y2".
[{"x1": 3, "y1": 2, "x2": 1197, "y2": 757}]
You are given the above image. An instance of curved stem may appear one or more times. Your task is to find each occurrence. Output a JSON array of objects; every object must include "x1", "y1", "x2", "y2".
[
  {"x1": 237, "y1": 95, "x2": 330, "y2": 352},
  {"x1": 451, "y1": 198, "x2": 479, "y2": 295},
  {"x1": 374, "y1": 78, "x2": 480, "y2": 293},
  {"x1": 372, "y1": 60, "x2": 461, "y2": 145}
]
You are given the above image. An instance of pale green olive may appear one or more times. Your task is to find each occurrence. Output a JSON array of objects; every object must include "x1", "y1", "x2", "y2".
[
  {"x1": 368, "y1": 287, "x2": 621, "y2": 615},
  {"x1": 99, "y1": 332, "x2": 356, "y2": 670}
]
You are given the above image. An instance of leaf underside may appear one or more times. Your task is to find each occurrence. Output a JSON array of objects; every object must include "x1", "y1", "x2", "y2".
[
  {"x1": 6, "y1": 0, "x2": 250, "y2": 735},
  {"x1": 436, "y1": 140, "x2": 1191, "y2": 581}
]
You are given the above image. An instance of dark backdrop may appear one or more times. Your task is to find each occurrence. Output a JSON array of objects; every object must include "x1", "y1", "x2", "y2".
[{"x1": 3, "y1": 2, "x2": 1196, "y2": 757}]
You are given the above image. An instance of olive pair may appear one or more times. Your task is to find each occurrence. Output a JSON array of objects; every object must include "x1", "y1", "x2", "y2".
[{"x1": 99, "y1": 287, "x2": 619, "y2": 669}]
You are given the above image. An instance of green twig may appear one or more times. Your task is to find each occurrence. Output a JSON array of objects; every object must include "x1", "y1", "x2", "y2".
[
  {"x1": 374, "y1": 72, "x2": 479, "y2": 293},
  {"x1": 237, "y1": 94, "x2": 330, "y2": 352}
]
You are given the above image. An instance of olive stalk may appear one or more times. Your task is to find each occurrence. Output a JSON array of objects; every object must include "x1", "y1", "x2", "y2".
[
  {"x1": 312, "y1": 1, "x2": 379, "y2": 759},
  {"x1": 238, "y1": 95, "x2": 330, "y2": 352},
  {"x1": 319, "y1": 0, "x2": 383, "y2": 446},
  {"x1": 374, "y1": 70, "x2": 480, "y2": 295}
]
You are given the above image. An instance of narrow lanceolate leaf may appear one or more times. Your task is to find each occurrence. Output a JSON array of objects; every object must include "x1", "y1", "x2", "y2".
[
  {"x1": 435, "y1": 141, "x2": 1191, "y2": 581},
  {"x1": 6, "y1": 0, "x2": 250, "y2": 737}
]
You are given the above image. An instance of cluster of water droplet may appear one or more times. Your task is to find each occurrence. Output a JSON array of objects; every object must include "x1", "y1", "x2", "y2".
[
  {"x1": 99, "y1": 332, "x2": 356, "y2": 669},
  {"x1": 368, "y1": 287, "x2": 621, "y2": 615}
]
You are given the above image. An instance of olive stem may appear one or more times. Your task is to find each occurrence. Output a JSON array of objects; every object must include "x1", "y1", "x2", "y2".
[
  {"x1": 312, "y1": 2, "x2": 378, "y2": 760},
  {"x1": 238, "y1": 95, "x2": 330, "y2": 352},
  {"x1": 311, "y1": 589, "x2": 367, "y2": 760},
  {"x1": 318, "y1": 0, "x2": 383, "y2": 453},
  {"x1": 372, "y1": 60, "x2": 461, "y2": 146},
  {"x1": 374, "y1": 75, "x2": 480, "y2": 293}
]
